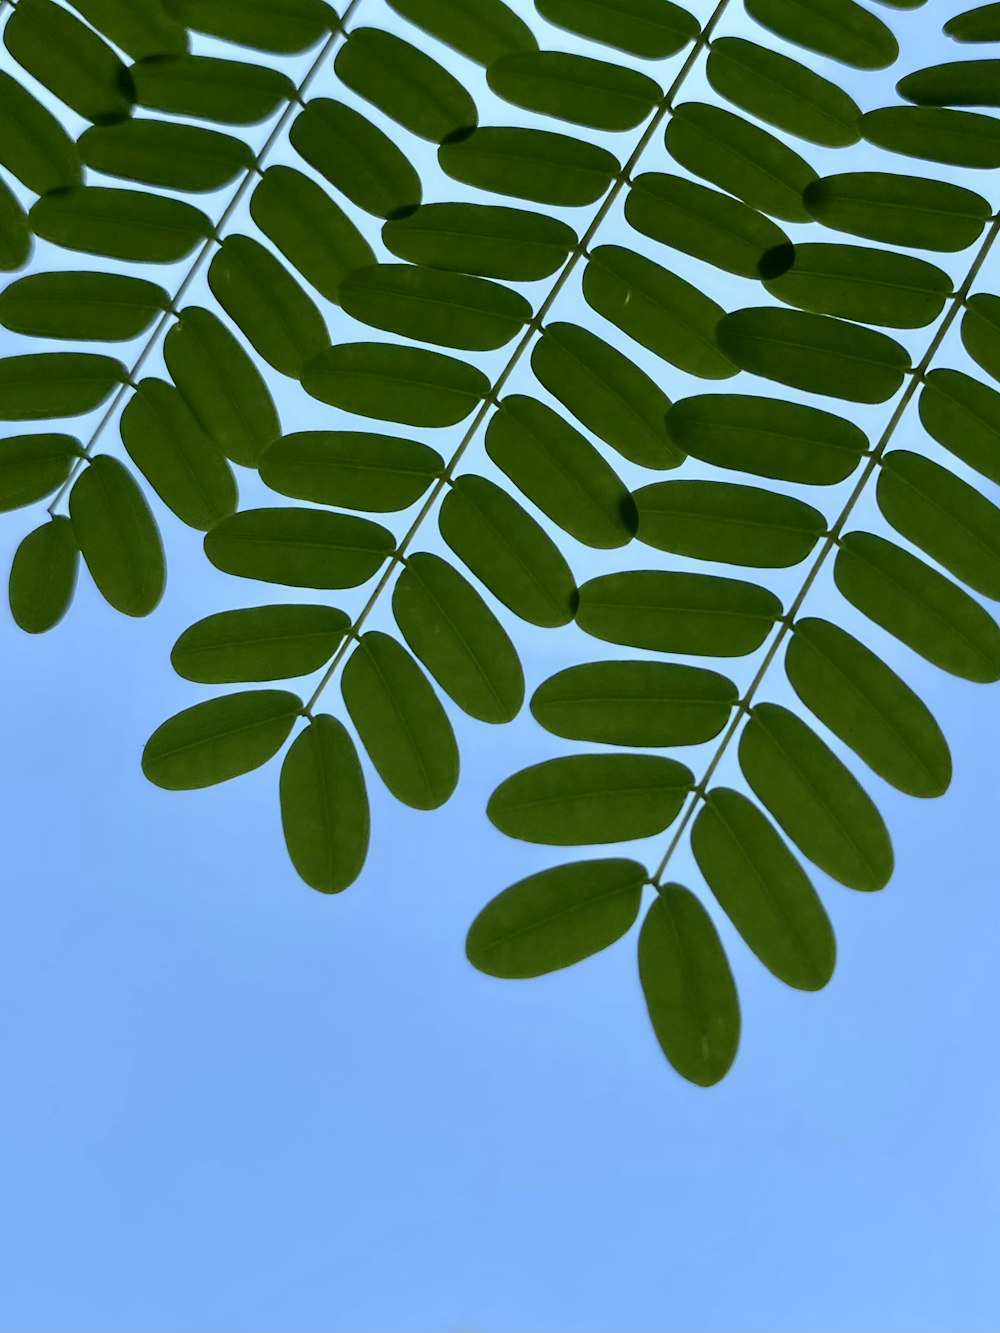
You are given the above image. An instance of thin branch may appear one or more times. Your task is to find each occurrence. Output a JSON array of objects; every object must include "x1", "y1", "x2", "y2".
[
  {"x1": 45, "y1": 0, "x2": 366, "y2": 516},
  {"x1": 302, "y1": 0, "x2": 734, "y2": 716},
  {"x1": 650, "y1": 212, "x2": 1000, "y2": 885}
]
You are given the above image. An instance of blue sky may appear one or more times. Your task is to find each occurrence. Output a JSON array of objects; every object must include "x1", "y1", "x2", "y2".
[{"x1": 0, "y1": 1, "x2": 998, "y2": 1329}]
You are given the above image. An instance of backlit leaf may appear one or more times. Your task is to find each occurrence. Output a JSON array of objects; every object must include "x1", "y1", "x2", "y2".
[
  {"x1": 29, "y1": 186, "x2": 212, "y2": 264},
  {"x1": 918, "y1": 369, "x2": 1000, "y2": 485},
  {"x1": 803, "y1": 172, "x2": 990, "y2": 252},
  {"x1": 172, "y1": 604, "x2": 349, "y2": 684},
  {"x1": 0, "y1": 352, "x2": 126, "y2": 421},
  {"x1": 664, "y1": 394, "x2": 867, "y2": 485},
  {"x1": 467, "y1": 858, "x2": 645, "y2": 978},
  {"x1": 533, "y1": 0, "x2": 698, "y2": 58},
  {"x1": 8, "y1": 517, "x2": 78, "y2": 634},
  {"x1": 385, "y1": 0, "x2": 538, "y2": 66},
  {"x1": 119, "y1": 378, "x2": 237, "y2": 531},
  {"x1": 0, "y1": 271, "x2": 169, "y2": 342},
  {"x1": 716, "y1": 307, "x2": 909, "y2": 404},
  {"x1": 834, "y1": 531, "x2": 1000, "y2": 682},
  {"x1": 166, "y1": 0, "x2": 334, "y2": 54},
  {"x1": 392, "y1": 552, "x2": 524, "y2": 723},
  {"x1": 65, "y1": 0, "x2": 188, "y2": 59},
  {"x1": 763, "y1": 243, "x2": 950, "y2": 329},
  {"x1": 639, "y1": 886, "x2": 740, "y2": 1087},
  {"x1": 439, "y1": 126, "x2": 619, "y2": 207},
  {"x1": 131, "y1": 53, "x2": 293, "y2": 125},
  {"x1": 69, "y1": 456, "x2": 165, "y2": 617},
  {"x1": 335, "y1": 26, "x2": 477, "y2": 143},
  {"x1": 531, "y1": 322, "x2": 681, "y2": 470},
  {"x1": 488, "y1": 51, "x2": 661, "y2": 132},
  {"x1": 531, "y1": 660, "x2": 738, "y2": 748},
  {"x1": 485, "y1": 396, "x2": 636, "y2": 549},
  {"x1": 944, "y1": 4, "x2": 1000, "y2": 41},
  {"x1": 280, "y1": 716, "x2": 370, "y2": 895},
  {"x1": 142, "y1": 689, "x2": 301, "y2": 790},
  {"x1": 488, "y1": 753, "x2": 692, "y2": 845},
  {"x1": 634, "y1": 480, "x2": 824, "y2": 568},
  {"x1": 576, "y1": 569, "x2": 781, "y2": 656},
  {"x1": 860, "y1": 106, "x2": 1000, "y2": 169},
  {"x1": 341, "y1": 631, "x2": 459, "y2": 810},
  {"x1": 0, "y1": 433, "x2": 82, "y2": 512},
  {"x1": 204, "y1": 507, "x2": 394, "y2": 590},
  {"x1": 898, "y1": 60, "x2": 1000, "y2": 108},
  {"x1": 259, "y1": 431, "x2": 442, "y2": 512},
  {"x1": 584, "y1": 245, "x2": 734, "y2": 380},
  {"x1": 0, "y1": 68, "x2": 82, "y2": 194},
  {"x1": 289, "y1": 98, "x2": 422, "y2": 220},
  {"x1": 438, "y1": 475, "x2": 577, "y2": 627},
  {"x1": 4, "y1": 0, "x2": 134, "y2": 125},
  {"x1": 302, "y1": 343, "x2": 488, "y2": 428},
  {"x1": 743, "y1": 0, "x2": 898, "y2": 70},
  {"x1": 785, "y1": 617, "x2": 951, "y2": 797},
  {"x1": 0, "y1": 177, "x2": 30, "y2": 271},
  {"x1": 692, "y1": 788, "x2": 835, "y2": 990},
  {"x1": 961, "y1": 293, "x2": 1000, "y2": 385},
  {"x1": 163, "y1": 307, "x2": 280, "y2": 468},
  {"x1": 382, "y1": 202, "x2": 576, "y2": 282},
  {"x1": 665, "y1": 101, "x2": 817, "y2": 223},
  {"x1": 79, "y1": 118, "x2": 254, "y2": 192}
]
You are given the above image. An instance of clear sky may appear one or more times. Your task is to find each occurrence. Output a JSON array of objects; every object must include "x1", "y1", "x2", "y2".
[{"x1": 0, "y1": 2, "x2": 998, "y2": 1330}]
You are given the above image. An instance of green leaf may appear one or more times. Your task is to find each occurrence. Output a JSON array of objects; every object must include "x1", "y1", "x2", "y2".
[
  {"x1": 142, "y1": 689, "x2": 301, "y2": 790},
  {"x1": 341, "y1": 631, "x2": 459, "y2": 810},
  {"x1": 531, "y1": 322, "x2": 681, "y2": 470},
  {"x1": 392, "y1": 552, "x2": 524, "y2": 724},
  {"x1": 438, "y1": 127, "x2": 619, "y2": 208},
  {"x1": 339, "y1": 264, "x2": 530, "y2": 352},
  {"x1": 634, "y1": 480, "x2": 825, "y2": 568},
  {"x1": 119, "y1": 378, "x2": 237, "y2": 531},
  {"x1": 467, "y1": 858, "x2": 645, "y2": 978},
  {"x1": 716, "y1": 308, "x2": 909, "y2": 404},
  {"x1": 860, "y1": 106, "x2": 1000, "y2": 170},
  {"x1": 382, "y1": 202, "x2": 576, "y2": 282},
  {"x1": 961, "y1": 293, "x2": 1000, "y2": 385},
  {"x1": 289, "y1": 99, "x2": 422, "y2": 220},
  {"x1": 301, "y1": 343, "x2": 488, "y2": 428},
  {"x1": 280, "y1": 716, "x2": 370, "y2": 895},
  {"x1": 739, "y1": 702, "x2": 893, "y2": 892},
  {"x1": 743, "y1": 0, "x2": 897, "y2": 70},
  {"x1": 8, "y1": 517, "x2": 78, "y2": 634},
  {"x1": 533, "y1": 0, "x2": 698, "y2": 58},
  {"x1": 335, "y1": 26, "x2": 477, "y2": 143},
  {"x1": 166, "y1": 0, "x2": 334, "y2": 54},
  {"x1": 0, "y1": 352, "x2": 126, "y2": 421},
  {"x1": 834, "y1": 531, "x2": 1000, "y2": 683},
  {"x1": 664, "y1": 394, "x2": 867, "y2": 485},
  {"x1": 250, "y1": 165, "x2": 375, "y2": 306},
  {"x1": 638, "y1": 886, "x2": 740, "y2": 1087},
  {"x1": 0, "y1": 69, "x2": 82, "y2": 194},
  {"x1": 763, "y1": 243, "x2": 950, "y2": 329},
  {"x1": 69, "y1": 456, "x2": 165, "y2": 617},
  {"x1": 584, "y1": 245, "x2": 734, "y2": 380},
  {"x1": 706, "y1": 37, "x2": 861, "y2": 148},
  {"x1": 877, "y1": 450, "x2": 1000, "y2": 602},
  {"x1": 945, "y1": 4, "x2": 1000, "y2": 41},
  {"x1": 786, "y1": 617, "x2": 951, "y2": 798},
  {"x1": 438, "y1": 475, "x2": 577, "y2": 628},
  {"x1": 919, "y1": 369, "x2": 1000, "y2": 486},
  {"x1": 488, "y1": 754, "x2": 692, "y2": 846},
  {"x1": 208, "y1": 235, "x2": 328, "y2": 380},
  {"x1": 0, "y1": 270, "x2": 169, "y2": 342},
  {"x1": 665, "y1": 102, "x2": 817, "y2": 223},
  {"x1": 65, "y1": 0, "x2": 188, "y2": 59},
  {"x1": 576, "y1": 569, "x2": 781, "y2": 656},
  {"x1": 626, "y1": 172, "x2": 792, "y2": 281},
  {"x1": 0, "y1": 176, "x2": 30, "y2": 271},
  {"x1": 29, "y1": 186, "x2": 212, "y2": 264},
  {"x1": 488, "y1": 51, "x2": 660, "y2": 132},
  {"x1": 485, "y1": 396, "x2": 636, "y2": 550},
  {"x1": 692, "y1": 788, "x2": 835, "y2": 991},
  {"x1": 803, "y1": 173, "x2": 991, "y2": 252},
  {"x1": 163, "y1": 307, "x2": 280, "y2": 468},
  {"x1": 172, "y1": 604, "x2": 349, "y2": 684},
  {"x1": 0, "y1": 433, "x2": 82, "y2": 512},
  {"x1": 131, "y1": 53, "x2": 293, "y2": 126},
  {"x1": 4, "y1": 0, "x2": 134, "y2": 125},
  {"x1": 259, "y1": 431, "x2": 442, "y2": 512},
  {"x1": 531, "y1": 660, "x2": 738, "y2": 748},
  {"x1": 79, "y1": 118, "x2": 254, "y2": 192},
  {"x1": 385, "y1": 0, "x2": 538, "y2": 65},
  {"x1": 204, "y1": 507, "x2": 393, "y2": 590},
  {"x1": 898, "y1": 61, "x2": 1000, "y2": 108}
]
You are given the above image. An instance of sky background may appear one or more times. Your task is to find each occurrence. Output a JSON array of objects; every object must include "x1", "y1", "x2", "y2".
[{"x1": 0, "y1": 1, "x2": 998, "y2": 1330}]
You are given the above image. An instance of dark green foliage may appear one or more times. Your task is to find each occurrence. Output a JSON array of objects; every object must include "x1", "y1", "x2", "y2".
[
  {"x1": 8, "y1": 517, "x2": 78, "y2": 633},
  {"x1": 260, "y1": 432, "x2": 441, "y2": 512},
  {"x1": 172, "y1": 605, "x2": 350, "y2": 684},
  {"x1": 69, "y1": 456, "x2": 165, "y2": 617},
  {"x1": 0, "y1": 271, "x2": 169, "y2": 342},
  {"x1": 5, "y1": 0, "x2": 134, "y2": 125},
  {"x1": 302, "y1": 343, "x2": 488, "y2": 427},
  {"x1": 280, "y1": 717, "x2": 370, "y2": 895},
  {"x1": 381, "y1": 203, "x2": 575, "y2": 281},
  {"x1": 143, "y1": 689, "x2": 302, "y2": 789},
  {"x1": 0, "y1": 434, "x2": 82, "y2": 513},
  {"x1": 29, "y1": 187, "x2": 212, "y2": 264},
  {"x1": 336, "y1": 27, "x2": 477, "y2": 142},
  {"x1": 204, "y1": 508, "x2": 394, "y2": 590}
]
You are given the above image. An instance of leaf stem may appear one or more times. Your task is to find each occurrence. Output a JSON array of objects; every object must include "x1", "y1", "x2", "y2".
[
  {"x1": 44, "y1": 0, "x2": 365, "y2": 517},
  {"x1": 302, "y1": 0, "x2": 734, "y2": 716},
  {"x1": 649, "y1": 212, "x2": 1000, "y2": 886}
]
